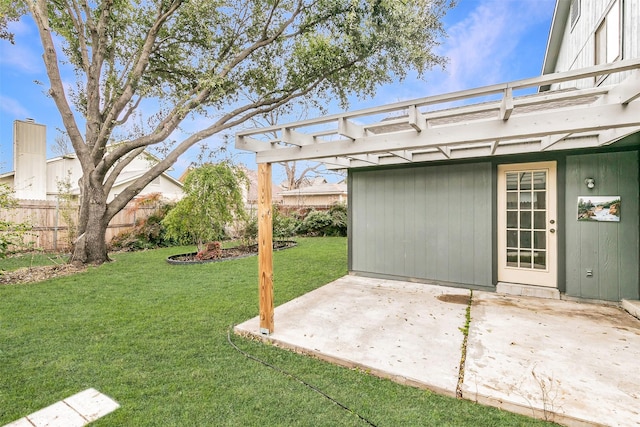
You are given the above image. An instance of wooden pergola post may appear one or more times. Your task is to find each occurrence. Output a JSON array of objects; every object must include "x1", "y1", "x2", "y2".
[{"x1": 257, "y1": 163, "x2": 274, "y2": 335}]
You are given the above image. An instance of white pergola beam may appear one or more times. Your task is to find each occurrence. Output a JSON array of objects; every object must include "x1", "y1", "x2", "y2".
[
  {"x1": 235, "y1": 135, "x2": 275, "y2": 152},
  {"x1": 408, "y1": 105, "x2": 427, "y2": 131},
  {"x1": 255, "y1": 101, "x2": 640, "y2": 163},
  {"x1": 617, "y1": 70, "x2": 640, "y2": 105},
  {"x1": 281, "y1": 127, "x2": 315, "y2": 146},
  {"x1": 338, "y1": 118, "x2": 366, "y2": 140},
  {"x1": 500, "y1": 87, "x2": 514, "y2": 120}
]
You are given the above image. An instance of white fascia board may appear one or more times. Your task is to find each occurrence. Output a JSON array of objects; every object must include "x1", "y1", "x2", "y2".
[{"x1": 597, "y1": 126, "x2": 640, "y2": 146}]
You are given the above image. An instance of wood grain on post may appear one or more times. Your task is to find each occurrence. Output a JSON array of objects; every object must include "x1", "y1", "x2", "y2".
[{"x1": 257, "y1": 163, "x2": 274, "y2": 334}]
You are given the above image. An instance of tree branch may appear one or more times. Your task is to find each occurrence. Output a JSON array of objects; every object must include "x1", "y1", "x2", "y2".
[
  {"x1": 102, "y1": 146, "x2": 146, "y2": 195},
  {"x1": 96, "y1": 1, "x2": 183, "y2": 157},
  {"x1": 28, "y1": 1, "x2": 88, "y2": 162},
  {"x1": 65, "y1": 0, "x2": 91, "y2": 71}
]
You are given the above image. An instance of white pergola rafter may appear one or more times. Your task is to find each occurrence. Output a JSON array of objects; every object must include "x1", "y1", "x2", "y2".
[{"x1": 237, "y1": 59, "x2": 640, "y2": 170}]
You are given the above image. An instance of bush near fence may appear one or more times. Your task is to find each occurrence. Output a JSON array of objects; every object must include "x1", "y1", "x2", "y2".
[{"x1": 0, "y1": 200, "x2": 156, "y2": 252}]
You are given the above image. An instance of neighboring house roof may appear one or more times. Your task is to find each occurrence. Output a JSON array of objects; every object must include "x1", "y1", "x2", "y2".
[
  {"x1": 242, "y1": 167, "x2": 283, "y2": 204},
  {"x1": 113, "y1": 169, "x2": 184, "y2": 190},
  {"x1": 280, "y1": 182, "x2": 347, "y2": 197}
]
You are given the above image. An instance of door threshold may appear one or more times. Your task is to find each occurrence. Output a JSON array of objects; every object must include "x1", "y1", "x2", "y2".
[{"x1": 497, "y1": 282, "x2": 560, "y2": 300}]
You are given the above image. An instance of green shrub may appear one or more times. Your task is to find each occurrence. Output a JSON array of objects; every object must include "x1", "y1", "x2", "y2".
[
  {"x1": 0, "y1": 184, "x2": 33, "y2": 258},
  {"x1": 298, "y1": 204, "x2": 347, "y2": 237},
  {"x1": 327, "y1": 203, "x2": 348, "y2": 236},
  {"x1": 298, "y1": 210, "x2": 331, "y2": 236},
  {"x1": 110, "y1": 202, "x2": 177, "y2": 251},
  {"x1": 273, "y1": 206, "x2": 301, "y2": 238},
  {"x1": 240, "y1": 206, "x2": 301, "y2": 242}
]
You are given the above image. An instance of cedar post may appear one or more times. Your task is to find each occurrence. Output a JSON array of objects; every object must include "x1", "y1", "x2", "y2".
[{"x1": 257, "y1": 163, "x2": 274, "y2": 335}]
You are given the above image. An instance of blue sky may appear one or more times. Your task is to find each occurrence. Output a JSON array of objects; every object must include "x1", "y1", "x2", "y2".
[{"x1": 0, "y1": 0, "x2": 556, "y2": 181}]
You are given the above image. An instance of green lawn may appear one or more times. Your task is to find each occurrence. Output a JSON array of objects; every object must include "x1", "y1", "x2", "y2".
[{"x1": 0, "y1": 238, "x2": 553, "y2": 426}]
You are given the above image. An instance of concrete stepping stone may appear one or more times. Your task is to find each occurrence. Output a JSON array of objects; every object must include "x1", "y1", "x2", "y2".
[{"x1": 3, "y1": 388, "x2": 119, "y2": 427}]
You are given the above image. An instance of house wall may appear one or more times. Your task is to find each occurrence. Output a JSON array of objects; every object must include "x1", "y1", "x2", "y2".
[
  {"x1": 281, "y1": 193, "x2": 346, "y2": 207},
  {"x1": 552, "y1": 0, "x2": 638, "y2": 89},
  {"x1": 46, "y1": 156, "x2": 81, "y2": 199},
  {"x1": 349, "y1": 146, "x2": 639, "y2": 302},
  {"x1": 349, "y1": 162, "x2": 493, "y2": 288},
  {"x1": 110, "y1": 174, "x2": 184, "y2": 202},
  {"x1": 565, "y1": 150, "x2": 639, "y2": 300}
]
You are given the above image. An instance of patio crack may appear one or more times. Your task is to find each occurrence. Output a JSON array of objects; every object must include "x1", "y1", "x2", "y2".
[{"x1": 456, "y1": 290, "x2": 472, "y2": 398}]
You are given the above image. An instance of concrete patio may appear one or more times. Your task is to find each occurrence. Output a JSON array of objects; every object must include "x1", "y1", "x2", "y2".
[{"x1": 235, "y1": 275, "x2": 640, "y2": 427}]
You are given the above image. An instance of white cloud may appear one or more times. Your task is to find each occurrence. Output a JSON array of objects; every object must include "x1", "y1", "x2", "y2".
[
  {"x1": 0, "y1": 95, "x2": 31, "y2": 118},
  {"x1": 438, "y1": 0, "x2": 555, "y2": 92},
  {"x1": 0, "y1": 17, "x2": 44, "y2": 74},
  {"x1": 0, "y1": 43, "x2": 42, "y2": 74},
  {"x1": 343, "y1": 0, "x2": 555, "y2": 110}
]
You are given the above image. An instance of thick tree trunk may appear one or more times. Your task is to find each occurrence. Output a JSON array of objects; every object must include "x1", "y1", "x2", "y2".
[{"x1": 70, "y1": 184, "x2": 111, "y2": 266}]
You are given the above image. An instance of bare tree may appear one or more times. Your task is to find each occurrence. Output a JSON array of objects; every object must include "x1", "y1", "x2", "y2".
[
  {"x1": 51, "y1": 129, "x2": 73, "y2": 157},
  {"x1": 253, "y1": 109, "x2": 329, "y2": 190}
]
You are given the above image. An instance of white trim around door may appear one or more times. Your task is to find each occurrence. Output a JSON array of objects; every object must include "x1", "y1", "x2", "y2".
[{"x1": 497, "y1": 161, "x2": 557, "y2": 288}]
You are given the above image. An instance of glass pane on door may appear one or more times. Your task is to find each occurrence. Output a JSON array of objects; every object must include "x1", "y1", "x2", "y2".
[{"x1": 505, "y1": 169, "x2": 547, "y2": 270}]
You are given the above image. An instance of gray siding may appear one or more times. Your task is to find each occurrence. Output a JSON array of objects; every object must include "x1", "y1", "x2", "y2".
[
  {"x1": 350, "y1": 162, "x2": 492, "y2": 287},
  {"x1": 565, "y1": 151, "x2": 639, "y2": 300},
  {"x1": 552, "y1": 0, "x2": 638, "y2": 90}
]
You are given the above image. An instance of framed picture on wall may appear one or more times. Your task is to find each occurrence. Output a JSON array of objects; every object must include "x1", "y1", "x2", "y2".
[{"x1": 577, "y1": 196, "x2": 621, "y2": 222}]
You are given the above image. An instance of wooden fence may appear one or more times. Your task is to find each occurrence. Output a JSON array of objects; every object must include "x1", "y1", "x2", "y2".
[{"x1": 0, "y1": 200, "x2": 156, "y2": 252}]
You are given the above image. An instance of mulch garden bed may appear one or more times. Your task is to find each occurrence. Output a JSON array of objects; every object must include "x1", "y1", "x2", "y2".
[
  {"x1": 0, "y1": 264, "x2": 87, "y2": 286},
  {"x1": 166, "y1": 240, "x2": 297, "y2": 265}
]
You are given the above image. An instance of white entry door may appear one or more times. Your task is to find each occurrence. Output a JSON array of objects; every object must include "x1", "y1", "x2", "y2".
[{"x1": 498, "y1": 161, "x2": 557, "y2": 287}]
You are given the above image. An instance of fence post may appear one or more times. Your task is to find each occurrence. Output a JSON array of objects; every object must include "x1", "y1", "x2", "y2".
[{"x1": 54, "y1": 197, "x2": 59, "y2": 251}]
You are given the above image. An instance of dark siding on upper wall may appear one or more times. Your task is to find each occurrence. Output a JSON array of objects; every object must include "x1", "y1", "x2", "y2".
[
  {"x1": 565, "y1": 151, "x2": 640, "y2": 301},
  {"x1": 350, "y1": 162, "x2": 492, "y2": 287}
]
